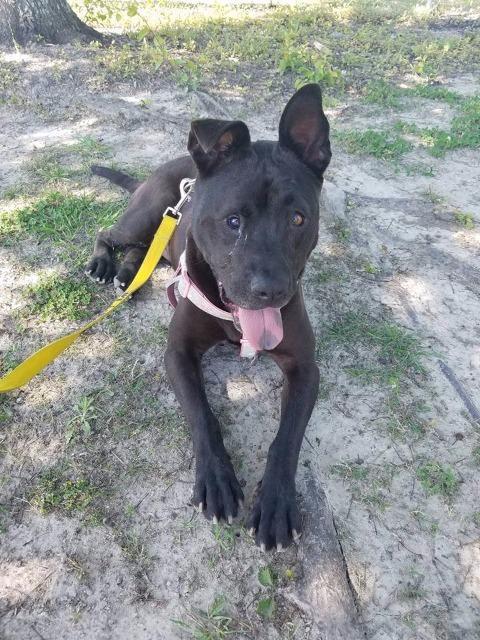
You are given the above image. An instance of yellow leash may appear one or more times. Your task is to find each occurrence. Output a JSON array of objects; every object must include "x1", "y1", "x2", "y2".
[{"x1": 0, "y1": 178, "x2": 194, "y2": 393}]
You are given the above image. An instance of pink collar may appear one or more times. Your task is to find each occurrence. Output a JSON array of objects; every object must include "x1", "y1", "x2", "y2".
[{"x1": 166, "y1": 251, "x2": 283, "y2": 358}]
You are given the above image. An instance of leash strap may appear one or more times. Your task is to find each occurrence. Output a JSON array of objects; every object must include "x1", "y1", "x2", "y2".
[{"x1": 0, "y1": 178, "x2": 195, "y2": 393}]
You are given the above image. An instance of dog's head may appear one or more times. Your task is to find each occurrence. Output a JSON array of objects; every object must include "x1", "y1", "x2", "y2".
[{"x1": 188, "y1": 84, "x2": 331, "y2": 310}]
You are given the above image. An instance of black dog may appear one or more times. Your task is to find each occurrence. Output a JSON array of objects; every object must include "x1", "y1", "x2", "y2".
[{"x1": 86, "y1": 84, "x2": 331, "y2": 551}]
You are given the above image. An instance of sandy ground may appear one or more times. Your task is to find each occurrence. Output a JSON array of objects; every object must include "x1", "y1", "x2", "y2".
[{"x1": 1, "y1": 42, "x2": 480, "y2": 640}]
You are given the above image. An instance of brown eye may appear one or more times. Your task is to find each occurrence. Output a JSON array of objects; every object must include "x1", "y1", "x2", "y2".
[{"x1": 291, "y1": 211, "x2": 305, "y2": 227}]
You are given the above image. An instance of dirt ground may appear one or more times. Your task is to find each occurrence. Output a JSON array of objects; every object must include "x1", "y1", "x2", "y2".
[{"x1": 1, "y1": 20, "x2": 480, "y2": 640}]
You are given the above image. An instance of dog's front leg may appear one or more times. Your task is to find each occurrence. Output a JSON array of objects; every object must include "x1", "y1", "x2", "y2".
[
  {"x1": 165, "y1": 302, "x2": 244, "y2": 523},
  {"x1": 247, "y1": 297, "x2": 319, "y2": 550}
]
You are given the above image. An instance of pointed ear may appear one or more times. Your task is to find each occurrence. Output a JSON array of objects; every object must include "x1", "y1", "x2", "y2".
[
  {"x1": 188, "y1": 119, "x2": 251, "y2": 175},
  {"x1": 278, "y1": 84, "x2": 331, "y2": 179}
]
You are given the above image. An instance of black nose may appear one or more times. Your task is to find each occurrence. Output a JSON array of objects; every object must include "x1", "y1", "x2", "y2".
[{"x1": 250, "y1": 274, "x2": 288, "y2": 304}]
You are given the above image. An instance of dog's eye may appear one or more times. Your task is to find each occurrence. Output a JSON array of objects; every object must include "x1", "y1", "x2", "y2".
[
  {"x1": 291, "y1": 211, "x2": 305, "y2": 227},
  {"x1": 226, "y1": 215, "x2": 241, "y2": 230}
]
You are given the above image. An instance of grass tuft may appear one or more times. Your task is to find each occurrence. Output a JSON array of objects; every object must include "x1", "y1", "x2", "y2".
[
  {"x1": 31, "y1": 470, "x2": 99, "y2": 515},
  {"x1": 416, "y1": 461, "x2": 458, "y2": 498},
  {"x1": 13, "y1": 191, "x2": 123, "y2": 243},
  {"x1": 336, "y1": 129, "x2": 413, "y2": 160},
  {"x1": 26, "y1": 274, "x2": 93, "y2": 321}
]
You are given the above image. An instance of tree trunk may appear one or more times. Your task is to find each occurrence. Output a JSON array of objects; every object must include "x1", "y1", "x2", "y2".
[{"x1": 0, "y1": 0, "x2": 104, "y2": 45}]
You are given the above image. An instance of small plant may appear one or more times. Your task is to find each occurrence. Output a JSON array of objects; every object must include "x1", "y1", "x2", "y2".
[
  {"x1": 119, "y1": 530, "x2": 151, "y2": 570},
  {"x1": 363, "y1": 80, "x2": 403, "y2": 108},
  {"x1": 256, "y1": 565, "x2": 277, "y2": 620},
  {"x1": 416, "y1": 461, "x2": 458, "y2": 498},
  {"x1": 454, "y1": 211, "x2": 475, "y2": 229},
  {"x1": 32, "y1": 471, "x2": 98, "y2": 515},
  {"x1": 26, "y1": 274, "x2": 93, "y2": 321},
  {"x1": 173, "y1": 596, "x2": 234, "y2": 639},
  {"x1": 332, "y1": 218, "x2": 351, "y2": 242},
  {"x1": 336, "y1": 129, "x2": 412, "y2": 160},
  {"x1": 66, "y1": 395, "x2": 98, "y2": 443},
  {"x1": 278, "y1": 42, "x2": 342, "y2": 89}
]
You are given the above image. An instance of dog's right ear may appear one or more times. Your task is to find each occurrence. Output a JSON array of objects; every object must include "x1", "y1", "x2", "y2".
[{"x1": 188, "y1": 119, "x2": 251, "y2": 175}]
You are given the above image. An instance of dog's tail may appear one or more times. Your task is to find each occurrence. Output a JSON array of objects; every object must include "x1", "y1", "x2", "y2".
[{"x1": 91, "y1": 165, "x2": 142, "y2": 194}]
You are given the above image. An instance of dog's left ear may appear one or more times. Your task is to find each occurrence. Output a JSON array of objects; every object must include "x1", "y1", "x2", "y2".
[
  {"x1": 279, "y1": 84, "x2": 331, "y2": 179},
  {"x1": 188, "y1": 119, "x2": 251, "y2": 175}
]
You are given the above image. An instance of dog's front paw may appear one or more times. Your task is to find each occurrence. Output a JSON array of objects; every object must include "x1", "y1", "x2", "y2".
[
  {"x1": 85, "y1": 254, "x2": 116, "y2": 284},
  {"x1": 193, "y1": 452, "x2": 244, "y2": 524},
  {"x1": 247, "y1": 475, "x2": 301, "y2": 552}
]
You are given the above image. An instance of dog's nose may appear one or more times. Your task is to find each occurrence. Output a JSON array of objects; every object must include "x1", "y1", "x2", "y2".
[{"x1": 250, "y1": 275, "x2": 288, "y2": 305}]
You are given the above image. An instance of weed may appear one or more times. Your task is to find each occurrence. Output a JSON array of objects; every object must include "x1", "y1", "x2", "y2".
[
  {"x1": 331, "y1": 218, "x2": 351, "y2": 242},
  {"x1": 119, "y1": 530, "x2": 151, "y2": 570},
  {"x1": 32, "y1": 470, "x2": 98, "y2": 515},
  {"x1": 278, "y1": 43, "x2": 342, "y2": 90},
  {"x1": 362, "y1": 261, "x2": 378, "y2": 275},
  {"x1": 26, "y1": 274, "x2": 93, "y2": 321},
  {"x1": 472, "y1": 512, "x2": 480, "y2": 528},
  {"x1": 258, "y1": 566, "x2": 276, "y2": 588},
  {"x1": 363, "y1": 80, "x2": 403, "y2": 108},
  {"x1": 66, "y1": 396, "x2": 98, "y2": 443},
  {"x1": 256, "y1": 597, "x2": 275, "y2": 620},
  {"x1": 454, "y1": 211, "x2": 475, "y2": 229},
  {"x1": 174, "y1": 596, "x2": 234, "y2": 639},
  {"x1": 421, "y1": 189, "x2": 445, "y2": 206},
  {"x1": 416, "y1": 461, "x2": 458, "y2": 498},
  {"x1": 336, "y1": 129, "x2": 412, "y2": 160}
]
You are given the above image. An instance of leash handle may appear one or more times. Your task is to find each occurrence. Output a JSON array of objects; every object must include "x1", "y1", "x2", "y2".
[{"x1": 0, "y1": 180, "x2": 195, "y2": 393}]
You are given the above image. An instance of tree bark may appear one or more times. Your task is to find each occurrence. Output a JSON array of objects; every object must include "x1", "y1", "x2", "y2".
[{"x1": 0, "y1": 0, "x2": 104, "y2": 45}]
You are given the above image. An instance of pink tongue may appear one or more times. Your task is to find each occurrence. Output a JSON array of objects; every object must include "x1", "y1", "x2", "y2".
[{"x1": 236, "y1": 307, "x2": 283, "y2": 351}]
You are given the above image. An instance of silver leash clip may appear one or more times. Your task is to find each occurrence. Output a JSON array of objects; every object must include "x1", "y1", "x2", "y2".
[{"x1": 163, "y1": 178, "x2": 196, "y2": 225}]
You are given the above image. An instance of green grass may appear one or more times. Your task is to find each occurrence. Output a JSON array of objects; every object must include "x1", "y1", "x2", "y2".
[
  {"x1": 4, "y1": 191, "x2": 123, "y2": 243},
  {"x1": 31, "y1": 470, "x2": 99, "y2": 515},
  {"x1": 416, "y1": 461, "x2": 459, "y2": 498},
  {"x1": 394, "y1": 95, "x2": 480, "y2": 157},
  {"x1": 26, "y1": 274, "x2": 93, "y2": 321},
  {"x1": 325, "y1": 312, "x2": 427, "y2": 392},
  {"x1": 71, "y1": 2, "x2": 480, "y2": 93},
  {"x1": 363, "y1": 80, "x2": 404, "y2": 108},
  {"x1": 25, "y1": 152, "x2": 74, "y2": 183},
  {"x1": 336, "y1": 129, "x2": 413, "y2": 160},
  {"x1": 363, "y1": 80, "x2": 463, "y2": 108},
  {"x1": 331, "y1": 461, "x2": 394, "y2": 511},
  {"x1": 212, "y1": 523, "x2": 236, "y2": 554},
  {"x1": 454, "y1": 211, "x2": 475, "y2": 229}
]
